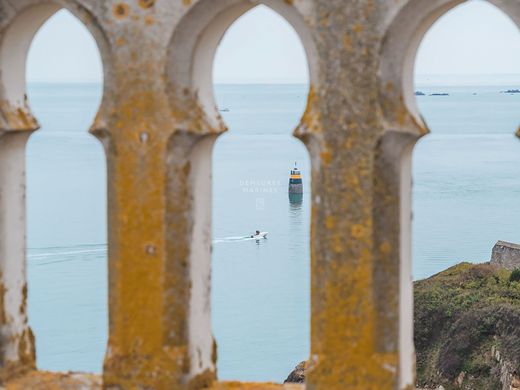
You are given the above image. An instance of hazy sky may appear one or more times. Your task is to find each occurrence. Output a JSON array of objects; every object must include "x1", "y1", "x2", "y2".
[{"x1": 26, "y1": 0, "x2": 520, "y2": 84}]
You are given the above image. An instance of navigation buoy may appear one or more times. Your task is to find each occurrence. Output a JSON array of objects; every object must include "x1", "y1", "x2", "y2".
[{"x1": 288, "y1": 162, "x2": 303, "y2": 203}]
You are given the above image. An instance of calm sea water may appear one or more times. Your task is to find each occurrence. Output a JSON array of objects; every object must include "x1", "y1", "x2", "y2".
[{"x1": 25, "y1": 83, "x2": 520, "y2": 381}]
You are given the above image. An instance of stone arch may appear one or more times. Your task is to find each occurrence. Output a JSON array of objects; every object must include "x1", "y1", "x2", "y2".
[
  {"x1": 0, "y1": 0, "x2": 109, "y2": 379},
  {"x1": 380, "y1": 0, "x2": 520, "y2": 129},
  {"x1": 167, "y1": 0, "x2": 317, "y2": 129},
  {"x1": 164, "y1": 0, "x2": 317, "y2": 383},
  {"x1": 376, "y1": 1, "x2": 520, "y2": 388},
  {"x1": 0, "y1": 1, "x2": 111, "y2": 125}
]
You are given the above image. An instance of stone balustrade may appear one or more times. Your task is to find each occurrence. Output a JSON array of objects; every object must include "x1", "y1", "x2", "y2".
[{"x1": 0, "y1": 0, "x2": 519, "y2": 389}]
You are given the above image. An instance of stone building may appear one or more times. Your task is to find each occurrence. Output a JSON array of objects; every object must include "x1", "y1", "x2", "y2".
[
  {"x1": 0, "y1": 0, "x2": 519, "y2": 389},
  {"x1": 491, "y1": 240, "x2": 520, "y2": 271}
]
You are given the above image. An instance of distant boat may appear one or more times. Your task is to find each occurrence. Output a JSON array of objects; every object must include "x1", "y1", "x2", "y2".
[
  {"x1": 500, "y1": 89, "x2": 520, "y2": 94},
  {"x1": 415, "y1": 91, "x2": 426, "y2": 96},
  {"x1": 220, "y1": 108, "x2": 230, "y2": 112},
  {"x1": 250, "y1": 231, "x2": 268, "y2": 239}
]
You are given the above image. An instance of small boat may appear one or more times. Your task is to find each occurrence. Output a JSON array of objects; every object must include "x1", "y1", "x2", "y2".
[
  {"x1": 220, "y1": 108, "x2": 230, "y2": 112},
  {"x1": 251, "y1": 231, "x2": 268, "y2": 239}
]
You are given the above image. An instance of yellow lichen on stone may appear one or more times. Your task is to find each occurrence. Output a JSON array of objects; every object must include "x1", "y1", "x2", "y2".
[
  {"x1": 343, "y1": 34, "x2": 353, "y2": 51},
  {"x1": 113, "y1": 3, "x2": 130, "y2": 20},
  {"x1": 325, "y1": 216, "x2": 335, "y2": 229},
  {"x1": 379, "y1": 240, "x2": 392, "y2": 254},
  {"x1": 5, "y1": 371, "x2": 101, "y2": 390},
  {"x1": 210, "y1": 382, "x2": 302, "y2": 390},
  {"x1": 350, "y1": 224, "x2": 366, "y2": 239},
  {"x1": 295, "y1": 86, "x2": 322, "y2": 138},
  {"x1": 0, "y1": 101, "x2": 39, "y2": 131},
  {"x1": 320, "y1": 150, "x2": 332, "y2": 165},
  {"x1": 138, "y1": 0, "x2": 155, "y2": 9},
  {"x1": 352, "y1": 23, "x2": 363, "y2": 33}
]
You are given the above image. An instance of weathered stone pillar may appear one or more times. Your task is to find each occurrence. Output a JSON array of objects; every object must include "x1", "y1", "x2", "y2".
[
  {"x1": 90, "y1": 2, "x2": 218, "y2": 389},
  {"x1": 0, "y1": 126, "x2": 37, "y2": 382},
  {"x1": 300, "y1": 2, "x2": 417, "y2": 389},
  {"x1": 0, "y1": 1, "x2": 62, "y2": 382}
]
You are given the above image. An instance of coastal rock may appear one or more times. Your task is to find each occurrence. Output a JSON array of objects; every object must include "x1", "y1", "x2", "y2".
[
  {"x1": 284, "y1": 361, "x2": 306, "y2": 383},
  {"x1": 455, "y1": 371, "x2": 465, "y2": 387},
  {"x1": 415, "y1": 263, "x2": 520, "y2": 390},
  {"x1": 490, "y1": 240, "x2": 520, "y2": 271},
  {"x1": 493, "y1": 344, "x2": 520, "y2": 390}
]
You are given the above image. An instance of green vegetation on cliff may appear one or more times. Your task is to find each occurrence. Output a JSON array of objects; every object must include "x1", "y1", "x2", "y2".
[{"x1": 415, "y1": 263, "x2": 520, "y2": 389}]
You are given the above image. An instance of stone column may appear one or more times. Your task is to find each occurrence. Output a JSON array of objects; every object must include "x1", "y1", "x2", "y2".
[
  {"x1": 301, "y1": 2, "x2": 415, "y2": 389},
  {"x1": 0, "y1": 1, "x2": 62, "y2": 382},
  {"x1": 0, "y1": 126, "x2": 36, "y2": 382},
  {"x1": 93, "y1": 2, "x2": 217, "y2": 388}
]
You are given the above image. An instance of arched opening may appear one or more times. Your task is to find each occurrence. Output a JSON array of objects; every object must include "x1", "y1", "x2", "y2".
[
  {"x1": 411, "y1": 1, "x2": 520, "y2": 388},
  {"x1": 24, "y1": 9, "x2": 106, "y2": 373},
  {"x1": 414, "y1": 0, "x2": 520, "y2": 277},
  {"x1": 211, "y1": 5, "x2": 310, "y2": 383}
]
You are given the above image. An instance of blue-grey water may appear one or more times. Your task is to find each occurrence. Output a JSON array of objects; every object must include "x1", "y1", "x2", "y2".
[{"x1": 25, "y1": 83, "x2": 520, "y2": 381}]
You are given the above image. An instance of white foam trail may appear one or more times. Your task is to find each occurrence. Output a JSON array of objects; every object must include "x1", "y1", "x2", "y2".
[
  {"x1": 213, "y1": 236, "x2": 266, "y2": 244},
  {"x1": 212, "y1": 235, "x2": 254, "y2": 244},
  {"x1": 29, "y1": 248, "x2": 107, "y2": 259}
]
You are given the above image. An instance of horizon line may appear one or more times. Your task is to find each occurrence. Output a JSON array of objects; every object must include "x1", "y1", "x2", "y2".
[{"x1": 26, "y1": 73, "x2": 520, "y2": 86}]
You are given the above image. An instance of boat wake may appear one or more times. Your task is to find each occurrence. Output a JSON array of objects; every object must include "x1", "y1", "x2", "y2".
[
  {"x1": 213, "y1": 234, "x2": 267, "y2": 244},
  {"x1": 29, "y1": 247, "x2": 107, "y2": 260},
  {"x1": 23, "y1": 244, "x2": 108, "y2": 267}
]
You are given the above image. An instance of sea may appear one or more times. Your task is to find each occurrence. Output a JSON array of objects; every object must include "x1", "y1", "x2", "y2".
[{"x1": 25, "y1": 82, "x2": 520, "y2": 382}]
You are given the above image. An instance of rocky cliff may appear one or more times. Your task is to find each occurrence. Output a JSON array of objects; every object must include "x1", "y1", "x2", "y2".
[{"x1": 415, "y1": 262, "x2": 520, "y2": 390}]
